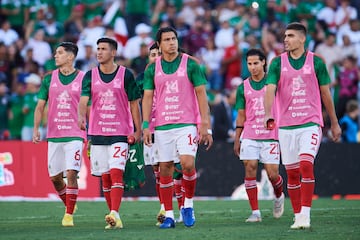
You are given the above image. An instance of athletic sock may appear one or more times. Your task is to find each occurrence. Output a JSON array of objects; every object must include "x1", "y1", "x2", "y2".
[
  {"x1": 57, "y1": 184, "x2": 67, "y2": 206},
  {"x1": 245, "y1": 177, "x2": 258, "y2": 211},
  {"x1": 182, "y1": 169, "x2": 197, "y2": 199},
  {"x1": 286, "y1": 163, "x2": 301, "y2": 214},
  {"x1": 271, "y1": 175, "x2": 284, "y2": 198},
  {"x1": 159, "y1": 175, "x2": 174, "y2": 212},
  {"x1": 110, "y1": 169, "x2": 124, "y2": 212},
  {"x1": 174, "y1": 179, "x2": 183, "y2": 210},
  {"x1": 101, "y1": 172, "x2": 112, "y2": 211},
  {"x1": 65, "y1": 187, "x2": 78, "y2": 214},
  {"x1": 300, "y1": 154, "x2": 315, "y2": 208}
]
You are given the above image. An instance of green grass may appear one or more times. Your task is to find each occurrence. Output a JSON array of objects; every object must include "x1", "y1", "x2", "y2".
[{"x1": 0, "y1": 199, "x2": 359, "y2": 240}]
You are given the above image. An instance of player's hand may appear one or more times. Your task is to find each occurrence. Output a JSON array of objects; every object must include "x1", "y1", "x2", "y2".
[
  {"x1": 78, "y1": 116, "x2": 86, "y2": 130},
  {"x1": 330, "y1": 123, "x2": 342, "y2": 142},
  {"x1": 263, "y1": 115, "x2": 273, "y2": 129},
  {"x1": 32, "y1": 130, "x2": 40, "y2": 143},
  {"x1": 143, "y1": 128, "x2": 152, "y2": 146},
  {"x1": 134, "y1": 130, "x2": 142, "y2": 143},
  {"x1": 198, "y1": 123, "x2": 208, "y2": 146},
  {"x1": 203, "y1": 133, "x2": 213, "y2": 151},
  {"x1": 233, "y1": 139, "x2": 241, "y2": 156}
]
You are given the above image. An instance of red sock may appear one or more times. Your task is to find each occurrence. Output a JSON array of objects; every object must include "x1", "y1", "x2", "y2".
[
  {"x1": 300, "y1": 154, "x2": 315, "y2": 207},
  {"x1": 271, "y1": 175, "x2": 283, "y2": 198},
  {"x1": 66, "y1": 187, "x2": 78, "y2": 214},
  {"x1": 57, "y1": 184, "x2": 67, "y2": 206},
  {"x1": 245, "y1": 177, "x2": 258, "y2": 211},
  {"x1": 110, "y1": 169, "x2": 124, "y2": 212},
  {"x1": 286, "y1": 163, "x2": 301, "y2": 214},
  {"x1": 154, "y1": 169, "x2": 161, "y2": 204},
  {"x1": 174, "y1": 179, "x2": 183, "y2": 210},
  {"x1": 159, "y1": 175, "x2": 174, "y2": 211},
  {"x1": 101, "y1": 172, "x2": 112, "y2": 211},
  {"x1": 182, "y1": 169, "x2": 197, "y2": 199}
]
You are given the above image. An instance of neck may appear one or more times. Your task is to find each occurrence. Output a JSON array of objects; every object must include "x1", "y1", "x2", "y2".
[
  {"x1": 163, "y1": 52, "x2": 179, "y2": 62},
  {"x1": 59, "y1": 65, "x2": 75, "y2": 76},
  {"x1": 100, "y1": 61, "x2": 117, "y2": 74},
  {"x1": 251, "y1": 72, "x2": 265, "y2": 82},
  {"x1": 289, "y1": 47, "x2": 306, "y2": 59}
]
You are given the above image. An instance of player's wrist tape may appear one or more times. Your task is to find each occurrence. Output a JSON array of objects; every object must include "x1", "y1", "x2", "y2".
[
  {"x1": 142, "y1": 121, "x2": 149, "y2": 129},
  {"x1": 236, "y1": 126, "x2": 244, "y2": 129},
  {"x1": 207, "y1": 129, "x2": 213, "y2": 135}
]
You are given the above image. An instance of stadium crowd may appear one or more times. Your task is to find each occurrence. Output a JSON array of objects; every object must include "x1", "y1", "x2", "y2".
[{"x1": 0, "y1": 0, "x2": 360, "y2": 143}]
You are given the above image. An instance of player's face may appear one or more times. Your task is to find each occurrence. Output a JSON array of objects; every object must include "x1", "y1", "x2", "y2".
[
  {"x1": 284, "y1": 29, "x2": 305, "y2": 52},
  {"x1": 159, "y1": 31, "x2": 178, "y2": 55},
  {"x1": 247, "y1": 55, "x2": 264, "y2": 78},
  {"x1": 96, "y1": 42, "x2": 116, "y2": 64},
  {"x1": 148, "y1": 48, "x2": 160, "y2": 63},
  {"x1": 54, "y1": 46, "x2": 72, "y2": 67}
]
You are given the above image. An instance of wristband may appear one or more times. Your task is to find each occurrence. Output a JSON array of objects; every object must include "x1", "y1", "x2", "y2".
[
  {"x1": 142, "y1": 121, "x2": 149, "y2": 129},
  {"x1": 207, "y1": 129, "x2": 213, "y2": 135},
  {"x1": 236, "y1": 126, "x2": 244, "y2": 129}
]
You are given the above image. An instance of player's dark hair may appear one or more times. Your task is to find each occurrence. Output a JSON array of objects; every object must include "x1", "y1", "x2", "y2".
[
  {"x1": 246, "y1": 48, "x2": 267, "y2": 72},
  {"x1": 58, "y1": 42, "x2": 78, "y2": 57},
  {"x1": 149, "y1": 42, "x2": 158, "y2": 51},
  {"x1": 97, "y1": 37, "x2": 118, "y2": 50},
  {"x1": 156, "y1": 26, "x2": 178, "y2": 44},
  {"x1": 286, "y1": 22, "x2": 307, "y2": 36}
]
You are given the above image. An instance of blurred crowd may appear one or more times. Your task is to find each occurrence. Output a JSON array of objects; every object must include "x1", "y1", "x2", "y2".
[{"x1": 0, "y1": 0, "x2": 360, "y2": 143}]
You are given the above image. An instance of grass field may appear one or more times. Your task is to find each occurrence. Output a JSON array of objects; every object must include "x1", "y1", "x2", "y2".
[{"x1": 0, "y1": 198, "x2": 359, "y2": 240}]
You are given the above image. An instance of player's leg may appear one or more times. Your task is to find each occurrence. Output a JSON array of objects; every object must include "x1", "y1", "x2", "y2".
[
  {"x1": 261, "y1": 141, "x2": 284, "y2": 218},
  {"x1": 292, "y1": 126, "x2": 321, "y2": 229},
  {"x1": 178, "y1": 126, "x2": 198, "y2": 227},
  {"x1": 104, "y1": 142, "x2": 128, "y2": 229},
  {"x1": 240, "y1": 139, "x2": 261, "y2": 222},
  {"x1": 156, "y1": 129, "x2": 177, "y2": 229},
  {"x1": 279, "y1": 129, "x2": 302, "y2": 224},
  {"x1": 48, "y1": 142, "x2": 67, "y2": 206},
  {"x1": 173, "y1": 162, "x2": 184, "y2": 223}
]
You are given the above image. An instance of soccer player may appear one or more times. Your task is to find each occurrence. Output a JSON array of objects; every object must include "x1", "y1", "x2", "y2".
[
  {"x1": 142, "y1": 26, "x2": 212, "y2": 229},
  {"x1": 78, "y1": 37, "x2": 141, "y2": 229},
  {"x1": 33, "y1": 42, "x2": 86, "y2": 227},
  {"x1": 234, "y1": 48, "x2": 284, "y2": 223},
  {"x1": 264, "y1": 22, "x2": 341, "y2": 229}
]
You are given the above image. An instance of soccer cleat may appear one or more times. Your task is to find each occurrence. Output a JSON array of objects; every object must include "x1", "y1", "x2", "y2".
[
  {"x1": 245, "y1": 213, "x2": 262, "y2": 223},
  {"x1": 290, "y1": 214, "x2": 310, "y2": 229},
  {"x1": 273, "y1": 193, "x2": 285, "y2": 218},
  {"x1": 175, "y1": 212, "x2": 183, "y2": 223},
  {"x1": 159, "y1": 217, "x2": 175, "y2": 229},
  {"x1": 181, "y1": 207, "x2": 195, "y2": 227},
  {"x1": 156, "y1": 209, "x2": 166, "y2": 226},
  {"x1": 62, "y1": 213, "x2": 74, "y2": 227},
  {"x1": 105, "y1": 212, "x2": 123, "y2": 229}
]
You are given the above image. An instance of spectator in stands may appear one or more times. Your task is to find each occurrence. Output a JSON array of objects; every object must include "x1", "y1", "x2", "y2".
[
  {"x1": 23, "y1": 29, "x2": 52, "y2": 69},
  {"x1": 8, "y1": 82, "x2": 24, "y2": 140},
  {"x1": 336, "y1": 55, "x2": 360, "y2": 119},
  {"x1": 0, "y1": 19, "x2": 19, "y2": 47},
  {"x1": 221, "y1": 30, "x2": 242, "y2": 90},
  {"x1": 316, "y1": 0, "x2": 338, "y2": 33},
  {"x1": 124, "y1": 0, "x2": 151, "y2": 37},
  {"x1": 335, "y1": 0, "x2": 358, "y2": 30},
  {"x1": 64, "y1": 4, "x2": 86, "y2": 43},
  {"x1": 197, "y1": 36, "x2": 224, "y2": 92},
  {"x1": 215, "y1": 14, "x2": 234, "y2": 49},
  {"x1": 83, "y1": 0, "x2": 103, "y2": 22},
  {"x1": 75, "y1": 43, "x2": 98, "y2": 73},
  {"x1": 0, "y1": 1, "x2": 27, "y2": 38},
  {"x1": 123, "y1": 23, "x2": 153, "y2": 60},
  {"x1": 0, "y1": 73, "x2": 10, "y2": 139},
  {"x1": 130, "y1": 43, "x2": 149, "y2": 78},
  {"x1": 0, "y1": 41, "x2": 17, "y2": 91},
  {"x1": 21, "y1": 73, "x2": 42, "y2": 141},
  {"x1": 212, "y1": 89, "x2": 236, "y2": 142},
  {"x1": 339, "y1": 99, "x2": 359, "y2": 142},
  {"x1": 183, "y1": 16, "x2": 212, "y2": 56}
]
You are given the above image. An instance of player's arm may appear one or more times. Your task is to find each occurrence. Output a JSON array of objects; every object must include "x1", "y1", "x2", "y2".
[
  {"x1": 142, "y1": 64, "x2": 155, "y2": 146},
  {"x1": 263, "y1": 57, "x2": 280, "y2": 127},
  {"x1": 78, "y1": 71, "x2": 91, "y2": 131},
  {"x1": 320, "y1": 85, "x2": 341, "y2": 142},
  {"x1": 125, "y1": 69, "x2": 142, "y2": 142},
  {"x1": 33, "y1": 99, "x2": 46, "y2": 143},
  {"x1": 233, "y1": 84, "x2": 245, "y2": 156},
  {"x1": 195, "y1": 84, "x2": 210, "y2": 146}
]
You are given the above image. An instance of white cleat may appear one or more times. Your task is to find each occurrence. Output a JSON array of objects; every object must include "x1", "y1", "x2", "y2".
[
  {"x1": 273, "y1": 193, "x2": 285, "y2": 218},
  {"x1": 245, "y1": 213, "x2": 262, "y2": 223},
  {"x1": 290, "y1": 214, "x2": 311, "y2": 229}
]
